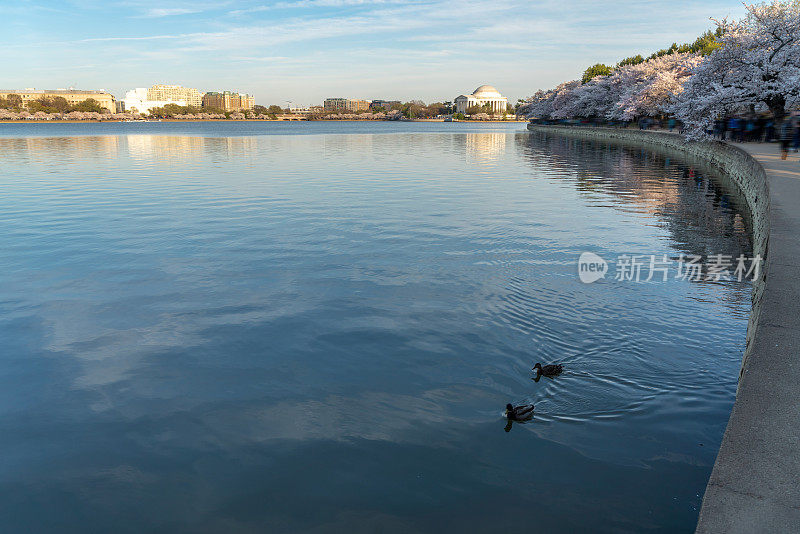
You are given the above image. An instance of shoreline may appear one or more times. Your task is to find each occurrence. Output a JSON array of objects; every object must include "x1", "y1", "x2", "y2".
[{"x1": 0, "y1": 118, "x2": 528, "y2": 124}]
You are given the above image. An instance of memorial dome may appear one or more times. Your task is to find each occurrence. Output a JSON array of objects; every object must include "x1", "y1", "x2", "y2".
[{"x1": 471, "y1": 85, "x2": 502, "y2": 98}]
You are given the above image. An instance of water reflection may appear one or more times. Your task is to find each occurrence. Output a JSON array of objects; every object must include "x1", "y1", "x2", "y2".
[
  {"x1": 0, "y1": 135, "x2": 120, "y2": 161},
  {"x1": 0, "y1": 124, "x2": 751, "y2": 533},
  {"x1": 504, "y1": 419, "x2": 526, "y2": 433},
  {"x1": 126, "y1": 135, "x2": 262, "y2": 160},
  {"x1": 323, "y1": 133, "x2": 375, "y2": 157},
  {"x1": 464, "y1": 133, "x2": 506, "y2": 163},
  {"x1": 0, "y1": 130, "x2": 510, "y2": 167},
  {"x1": 126, "y1": 134, "x2": 206, "y2": 159},
  {"x1": 0, "y1": 135, "x2": 263, "y2": 162},
  {"x1": 516, "y1": 132, "x2": 751, "y2": 290}
]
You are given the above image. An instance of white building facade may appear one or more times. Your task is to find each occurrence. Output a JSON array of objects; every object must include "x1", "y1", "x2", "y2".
[
  {"x1": 147, "y1": 84, "x2": 202, "y2": 107},
  {"x1": 454, "y1": 85, "x2": 509, "y2": 114},
  {"x1": 122, "y1": 86, "x2": 195, "y2": 114}
]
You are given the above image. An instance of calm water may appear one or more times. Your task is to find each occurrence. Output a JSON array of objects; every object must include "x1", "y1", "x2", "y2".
[{"x1": 0, "y1": 122, "x2": 751, "y2": 533}]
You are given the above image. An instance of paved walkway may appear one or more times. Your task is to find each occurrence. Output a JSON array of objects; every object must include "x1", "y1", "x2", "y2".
[{"x1": 696, "y1": 142, "x2": 800, "y2": 533}]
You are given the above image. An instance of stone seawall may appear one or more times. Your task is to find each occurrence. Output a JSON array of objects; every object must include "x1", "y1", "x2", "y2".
[{"x1": 527, "y1": 125, "x2": 785, "y2": 533}]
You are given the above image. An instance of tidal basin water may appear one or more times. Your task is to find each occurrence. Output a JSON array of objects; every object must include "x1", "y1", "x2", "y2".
[{"x1": 0, "y1": 122, "x2": 751, "y2": 533}]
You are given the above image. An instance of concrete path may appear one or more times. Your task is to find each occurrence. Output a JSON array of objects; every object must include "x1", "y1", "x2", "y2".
[{"x1": 696, "y1": 143, "x2": 800, "y2": 533}]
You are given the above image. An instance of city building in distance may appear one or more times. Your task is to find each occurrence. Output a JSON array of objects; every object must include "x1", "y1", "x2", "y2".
[
  {"x1": 369, "y1": 100, "x2": 400, "y2": 111},
  {"x1": 454, "y1": 85, "x2": 509, "y2": 114},
  {"x1": 122, "y1": 84, "x2": 203, "y2": 114},
  {"x1": 121, "y1": 84, "x2": 203, "y2": 114},
  {"x1": 122, "y1": 88, "x2": 185, "y2": 114},
  {"x1": 202, "y1": 91, "x2": 255, "y2": 112},
  {"x1": 288, "y1": 105, "x2": 323, "y2": 114},
  {"x1": 0, "y1": 89, "x2": 116, "y2": 113},
  {"x1": 324, "y1": 98, "x2": 348, "y2": 111},
  {"x1": 147, "y1": 84, "x2": 202, "y2": 107},
  {"x1": 324, "y1": 98, "x2": 370, "y2": 112}
]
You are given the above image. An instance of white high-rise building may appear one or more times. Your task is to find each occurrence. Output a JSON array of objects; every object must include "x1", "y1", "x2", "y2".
[
  {"x1": 147, "y1": 84, "x2": 202, "y2": 107},
  {"x1": 122, "y1": 84, "x2": 202, "y2": 114}
]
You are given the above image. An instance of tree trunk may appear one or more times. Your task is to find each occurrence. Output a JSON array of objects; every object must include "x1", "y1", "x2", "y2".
[{"x1": 766, "y1": 94, "x2": 786, "y2": 122}]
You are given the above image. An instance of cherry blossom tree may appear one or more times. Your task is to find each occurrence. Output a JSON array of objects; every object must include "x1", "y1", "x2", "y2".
[
  {"x1": 553, "y1": 76, "x2": 615, "y2": 119},
  {"x1": 517, "y1": 89, "x2": 552, "y2": 119},
  {"x1": 550, "y1": 80, "x2": 583, "y2": 118},
  {"x1": 520, "y1": 81, "x2": 581, "y2": 119},
  {"x1": 672, "y1": 0, "x2": 800, "y2": 136},
  {"x1": 612, "y1": 52, "x2": 702, "y2": 120},
  {"x1": 522, "y1": 52, "x2": 700, "y2": 121}
]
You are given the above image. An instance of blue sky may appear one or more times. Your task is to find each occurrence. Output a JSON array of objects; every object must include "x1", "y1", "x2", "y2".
[{"x1": 2, "y1": 0, "x2": 747, "y2": 106}]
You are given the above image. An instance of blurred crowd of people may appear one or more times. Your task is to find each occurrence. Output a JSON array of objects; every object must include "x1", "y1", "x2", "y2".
[
  {"x1": 712, "y1": 113, "x2": 800, "y2": 160},
  {"x1": 529, "y1": 114, "x2": 800, "y2": 160}
]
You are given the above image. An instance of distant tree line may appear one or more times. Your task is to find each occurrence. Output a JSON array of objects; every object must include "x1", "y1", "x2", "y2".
[
  {"x1": 1, "y1": 95, "x2": 518, "y2": 122},
  {"x1": 0, "y1": 95, "x2": 108, "y2": 114},
  {"x1": 306, "y1": 101, "x2": 455, "y2": 120}
]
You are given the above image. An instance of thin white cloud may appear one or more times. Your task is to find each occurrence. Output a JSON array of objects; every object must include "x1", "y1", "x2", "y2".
[
  {"x1": 230, "y1": 0, "x2": 416, "y2": 15},
  {"x1": 229, "y1": 55, "x2": 290, "y2": 62},
  {"x1": 79, "y1": 34, "x2": 191, "y2": 42},
  {"x1": 276, "y1": 0, "x2": 413, "y2": 7},
  {"x1": 187, "y1": 0, "x2": 517, "y2": 51},
  {"x1": 140, "y1": 7, "x2": 202, "y2": 17}
]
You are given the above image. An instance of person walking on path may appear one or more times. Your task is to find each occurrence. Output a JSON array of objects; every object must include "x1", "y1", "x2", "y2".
[
  {"x1": 779, "y1": 118, "x2": 792, "y2": 160},
  {"x1": 765, "y1": 118, "x2": 775, "y2": 143},
  {"x1": 793, "y1": 113, "x2": 800, "y2": 152},
  {"x1": 728, "y1": 116, "x2": 742, "y2": 142}
]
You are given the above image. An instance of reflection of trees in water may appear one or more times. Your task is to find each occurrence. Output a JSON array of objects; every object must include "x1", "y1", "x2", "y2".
[
  {"x1": 0, "y1": 135, "x2": 262, "y2": 161},
  {"x1": 0, "y1": 136, "x2": 120, "y2": 161},
  {"x1": 516, "y1": 132, "x2": 750, "y2": 256},
  {"x1": 127, "y1": 136, "x2": 259, "y2": 160},
  {"x1": 515, "y1": 132, "x2": 752, "y2": 310},
  {"x1": 126, "y1": 135, "x2": 205, "y2": 160}
]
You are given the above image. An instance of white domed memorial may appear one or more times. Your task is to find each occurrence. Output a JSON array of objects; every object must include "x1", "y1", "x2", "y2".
[{"x1": 454, "y1": 85, "x2": 509, "y2": 114}]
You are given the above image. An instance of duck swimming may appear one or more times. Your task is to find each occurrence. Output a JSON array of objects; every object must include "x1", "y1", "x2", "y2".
[
  {"x1": 505, "y1": 403, "x2": 534, "y2": 421},
  {"x1": 532, "y1": 363, "x2": 563, "y2": 379}
]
